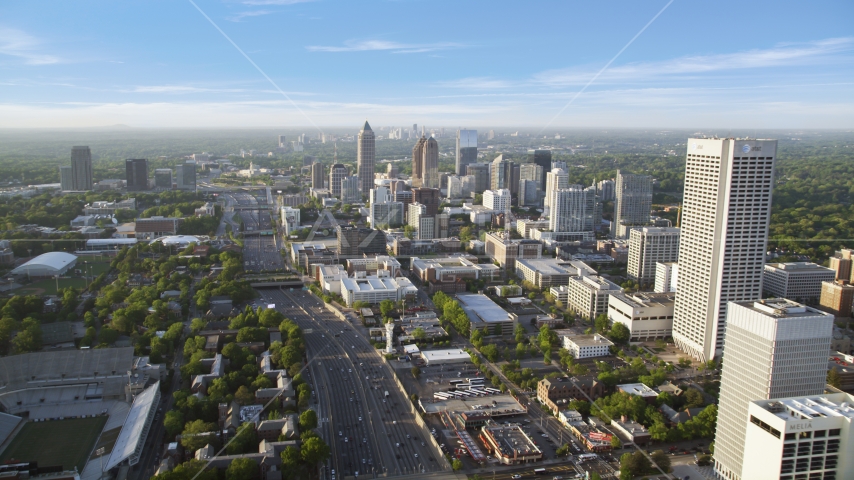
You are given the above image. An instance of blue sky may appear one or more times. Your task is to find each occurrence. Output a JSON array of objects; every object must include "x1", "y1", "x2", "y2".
[{"x1": 1, "y1": 0, "x2": 852, "y2": 129}]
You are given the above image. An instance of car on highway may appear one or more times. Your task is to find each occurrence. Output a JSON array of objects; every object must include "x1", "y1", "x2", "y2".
[{"x1": 512, "y1": 475, "x2": 522, "y2": 479}]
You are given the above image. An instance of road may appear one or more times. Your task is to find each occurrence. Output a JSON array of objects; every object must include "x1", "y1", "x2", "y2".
[
  {"x1": 225, "y1": 191, "x2": 285, "y2": 273},
  {"x1": 261, "y1": 288, "x2": 449, "y2": 479},
  {"x1": 134, "y1": 348, "x2": 184, "y2": 480}
]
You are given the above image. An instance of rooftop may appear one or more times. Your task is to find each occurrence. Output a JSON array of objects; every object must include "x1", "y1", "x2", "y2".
[
  {"x1": 564, "y1": 334, "x2": 614, "y2": 348},
  {"x1": 765, "y1": 262, "x2": 835, "y2": 273},
  {"x1": 482, "y1": 423, "x2": 541, "y2": 457},
  {"x1": 618, "y1": 383, "x2": 658, "y2": 398},
  {"x1": 611, "y1": 291, "x2": 676, "y2": 308},
  {"x1": 515, "y1": 258, "x2": 596, "y2": 276},
  {"x1": 421, "y1": 349, "x2": 470, "y2": 363},
  {"x1": 756, "y1": 394, "x2": 854, "y2": 421},
  {"x1": 457, "y1": 294, "x2": 513, "y2": 323},
  {"x1": 104, "y1": 381, "x2": 160, "y2": 471},
  {"x1": 737, "y1": 299, "x2": 833, "y2": 318}
]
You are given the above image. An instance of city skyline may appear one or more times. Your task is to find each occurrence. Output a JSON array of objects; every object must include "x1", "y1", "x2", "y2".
[{"x1": 0, "y1": 1, "x2": 851, "y2": 128}]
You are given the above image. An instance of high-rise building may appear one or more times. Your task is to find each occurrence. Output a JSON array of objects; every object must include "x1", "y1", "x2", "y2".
[
  {"x1": 627, "y1": 227, "x2": 680, "y2": 287},
  {"x1": 519, "y1": 163, "x2": 543, "y2": 206},
  {"x1": 125, "y1": 158, "x2": 149, "y2": 192},
  {"x1": 70, "y1": 146, "x2": 93, "y2": 191},
  {"x1": 545, "y1": 168, "x2": 569, "y2": 213},
  {"x1": 490, "y1": 154, "x2": 513, "y2": 191},
  {"x1": 278, "y1": 135, "x2": 287, "y2": 148},
  {"x1": 387, "y1": 163, "x2": 398, "y2": 179},
  {"x1": 329, "y1": 164, "x2": 347, "y2": 199},
  {"x1": 59, "y1": 166, "x2": 72, "y2": 191},
  {"x1": 510, "y1": 164, "x2": 520, "y2": 197},
  {"x1": 548, "y1": 186, "x2": 597, "y2": 233},
  {"x1": 672, "y1": 138, "x2": 777, "y2": 362},
  {"x1": 460, "y1": 175, "x2": 476, "y2": 198},
  {"x1": 341, "y1": 175, "x2": 360, "y2": 204},
  {"x1": 483, "y1": 189, "x2": 511, "y2": 212},
  {"x1": 357, "y1": 120, "x2": 375, "y2": 195},
  {"x1": 829, "y1": 248, "x2": 854, "y2": 281},
  {"x1": 819, "y1": 280, "x2": 854, "y2": 318},
  {"x1": 154, "y1": 169, "x2": 173, "y2": 190},
  {"x1": 370, "y1": 186, "x2": 391, "y2": 205},
  {"x1": 613, "y1": 170, "x2": 653, "y2": 239},
  {"x1": 176, "y1": 162, "x2": 196, "y2": 191},
  {"x1": 467, "y1": 163, "x2": 490, "y2": 194},
  {"x1": 714, "y1": 299, "x2": 833, "y2": 480},
  {"x1": 654, "y1": 262, "x2": 678, "y2": 293},
  {"x1": 407, "y1": 203, "x2": 435, "y2": 240},
  {"x1": 303, "y1": 155, "x2": 317, "y2": 167},
  {"x1": 412, "y1": 188, "x2": 439, "y2": 217},
  {"x1": 456, "y1": 129, "x2": 478, "y2": 175},
  {"x1": 422, "y1": 136, "x2": 439, "y2": 189},
  {"x1": 597, "y1": 179, "x2": 615, "y2": 201},
  {"x1": 336, "y1": 225, "x2": 387, "y2": 256},
  {"x1": 530, "y1": 150, "x2": 552, "y2": 190},
  {"x1": 447, "y1": 176, "x2": 463, "y2": 199},
  {"x1": 411, "y1": 136, "x2": 425, "y2": 188},
  {"x1": 519, "y1": 180, "x2": 539, "y2": 207},
  {"x1": 487, "y1": 130, "x2": 495, "y2": 140},
  {"x1": 370, "y1": 201, "x2": 404, "y2": 228},
  {"x1": 311, "y1": 162, "x2": 324, "y2": 190}
]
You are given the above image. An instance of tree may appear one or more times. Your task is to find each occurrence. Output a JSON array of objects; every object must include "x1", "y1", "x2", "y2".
[
  {"x1": 379, "y1": 299, "x2": 395, "y2": 317},
  {"x1": 180, "y1": 420, "x2": 218, "y2": 453},
  {"x1": 227, "y1": 423, "x2": 258, "y2": 455},
  {"x1": 226, "y1": 457, "x2": 257, "y2": 480},
  {"x1": 411, "y1": 366, "x2": 421, "y2": 378},
  {"x1": 828, "y1": 366, "x2": 842, "y2": 388},
  {"x1": 556, "y1": 443, "x2": 570, "y2": 456},
  {"x1": 697, "y1": 454, "x2": 712, "y2": 466},
  {"x1": 13, "y1": 318, "x2": 42, "y2": 353},
  {"x1": 684, "y1": 388, "x2": 706, "y2": 408},
  {"x1": 299, "y1": 409, "x2": 318, "y2": 431},
  {"x1": 650, "y1": 450, "x2": 671, "y2": 473},
  {"x1": 611, "y1": 435, "x2": 622, "y2": 449},
  {"x1": 608, "y1": 322, "x2": 630, "y2": 344},
  {"x1": 163, "y1": 410, "x2": 185, "y2": 439},
  {"x1": 594, "y1": 314, "x2": 610, "y2": 334},
  {"x1": 619, "y1": 451, "x2": 651, "y2": 480},
  {"x1": 480, "y1": 344, "x2": 499, "y2": 362},
  {"x1": 280, "y1": 446, "x2": 301, "y2": 480},
  {"x1": 451, "y1": 459, "x2": 463, "y2": 471},
  {"x1": 301, "y1": 436, "x2": 331, "y2": 466},
  {"x1": 590, "y1": 474, "x2": 602, "y2": 480},
  {"x1": 403, "y1": 224, "x2": 415, "y2": 239}
]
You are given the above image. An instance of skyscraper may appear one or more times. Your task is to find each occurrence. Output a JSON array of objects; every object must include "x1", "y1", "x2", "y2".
[
  {"x1": 544, "y1": 168, "x2": 569, "y2": 213},
  {"x1": 59, "y1": 166, "x2": 72, "y2": 191},
  {"x1": 303, "y1": 155, "x2": 317, "y2": 167},
  {"x1": 125, "y1": 158, "x2": 149, "y2": 191},
  {"x1": 311, "y1": 161, "x2": 324, "y2": 190},
  {"x1": 329, "y1": 164, "x2": 347, "y2": 199},
  {"x1": 411, "y1": 136, "x2": 425, "y2": 188},
  {"x1": 714, "y1": 299, "x2": 833, "y2": 480},
  {"x1": 490, "y1": 154, "x2": 513, "y2": 191},
  {"x1": 548, "y1": 186, "x2": 597, "y2": 233},
  {"x1": 519, "y1": 164, "x2": 543, "y2": 205},
  {"x1": 422, "y1": 136, "x2": 439, "y2": 189},
  {"x1": 154, "y1": 168, "x2": 173, "y2": 190},
  {"x1": 341, "y1": 175, "x2": 360, "y2": 203},
  {"x1": 467, "y1": 163, "x2": 490, "y2": 194},
  {"x1": 70, "y1": 146, "x2": 93, "y2": 191},
  {"x1": 412, "y1": 188, "x2": 439, "y2": 217},
  {"x1": 278, "y1": 135, "x2": 287, "y2": 148},
  {"x1": 613, "y1": 170, "x2": 653, "y2": 239},
  {"x1": 672, "y1": 138, "x2": 777, "y2": 362},
  {"x1": 357, "y1": 120, "x2": 375, "y2": 194},
  {"x1": 627, "y1": 227, "x2": 680, "y2": 287},
  {"x1": 176, "y1": 162, "x2": 197, "y2": 191},
  {"x1": 456, "y1": 129, "x2": 478, "y2": 175},
  {"x1": 387, "y1": 163, "x2": 398, "y2": 179},
  {"x1": 530, "y1": 150, "x2": 552, "y2": 190},
  {"x1": 407, "y1": 203, "x2": 435, "y2": 240}
]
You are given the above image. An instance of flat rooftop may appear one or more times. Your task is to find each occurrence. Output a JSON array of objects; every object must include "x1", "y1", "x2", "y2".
[
  {"x1": 516, "y1": 258, "x2": 595, "y2": 276},
  {"x1": 457, "y1": 294, "x2": 513, "y2": 323},
  {"x1": 736, "y1": 299, "x2": 833, "y2": 318},
  {"x1": 565, "y1": 334, "x2": 613, "y2": 348},
  {"x1": 618, "y1": 383, "x2": 658, "y2": 398},
  {"x1": 755, "y1": 394, "x2": 854, "y2": 421},
  {"x1": 611, "y1": 291, "x2": 676, "y2": 308},
  {"x1": 421, "y1": 393, "x2": 525, "y2": 416},
  {"x1": 766, "y1": 262, "x2": 835, "y2": 273},
  {"x1": 421, "y1": 349, "x2": 470, "y2": 363},
  {"x1": 483, "y1": 424, "x2": 541, "y2": 457}
]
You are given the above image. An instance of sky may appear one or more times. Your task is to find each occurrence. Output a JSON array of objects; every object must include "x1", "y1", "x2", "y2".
[{"x1": 0, "y1": 0, "x2": 852, "y2": 129}]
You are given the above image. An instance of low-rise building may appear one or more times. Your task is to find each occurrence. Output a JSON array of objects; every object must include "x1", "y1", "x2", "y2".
[
  {"x1": 607, "y1": 291, "x2": 675, "y2": 341},
  {"x1": 345, "y1": 255, "x2": 401, "y2": 277},
  {"x1": 562, "y1": 334, "x2": 613, "y2": 359},
  {"x1": 484, "y1": 231, "x2": 542, "y2": 269},
  {"x1": 291, "y1": 243, "x2": 338, "y2": 273},
  {"x1": 611, "y1": 416, "x2": 651, "y2": 446},
  {"x1": 820, "y1": 280, "x2": 854, "y2": 318},
  {"x1": 340, "y1": 271, "x2": 418, "y2": 306},
  {"x1": 391, "y1": 237, "x2": 462, "y2": 256},
  {"x1": 550, "y1": 285, "x2": 570, "y2": 305},
  {"x1": 457, "y1": 293, "x2": 518, "y2": 337},
  {"x1": 566, "y1": 273, "x2": 621, "y2": 321},
  {"x1": 537, "y1": 377, "x2": 606, "y2": 414},
  {"x1": 514, "y1": 258, "x2": 596, "y2": 289},
  {"x1": 411, "y1": 255, "x2": 498, "y2": 287},
  {"x1": 135, "y1": 216, "x2": 182, "y2": 240},
  {"x1": 479, "y1": 424, "x2": 543, "y2": 465},
  {"x1": 762, "y1": 262, "x2": 835, "y2": 303},
  {"x1": 617, "y1": 383, "x2": 659, "y2": 403}
]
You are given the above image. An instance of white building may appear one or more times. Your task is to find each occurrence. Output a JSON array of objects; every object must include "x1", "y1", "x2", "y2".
[
  {"x1": 370, "y1": 201, "x2": 404, "y2": 228},
  {"x1": 515, "y1": 258, "x2": 596, "y2": 289},
  {"x1": 613, "y1": 170, "x2": 653, "y2": 239},
  {"x1": 742, "y1": 393, "x2": 854, "y2": 480},
  {"x1": 715, "y1": 299, "x2": 834, "y2": 480},
  {"x1": 11, "y1": 251, "x2": 77, "y2": 277},
  {"x1": 549, "y1": 285, "x2": 570, "y2": 306},
  {"x1": 654, "y1": 262, "x2": 678, "y2": 293},
  {"x1": 369, "y1": 186, "x2": 392, "y2": 204},
  {"x1": 340, "y1": 271, "x2": 418, "y2": 307},
  {"x1": 566, "y1": 274, "x2": 621, "y2": 321},
  {"x1": 280, "y1": 206, "x2": 301, "y2": 235},
  {"x1": 544, "y1": 168, "x2": 568, "y2": 213},
  {"x1": 762, "y1": 262, "x2": 836, "y2": 304},
  {"x1": 562, "y1": 334, "x2": 614, "y2": 359},
  {"x1": 548, "y1": 186, "x2": 597, "y2": 233},
  {"x1": 317, "y1": 264, "x2": 347, "y2": 294},
  {"x1": 673, "y1": 138, "x2": 778, "y2": 362},
  {"x1": 607, "y1": 291, "x2": 675, "y2": 341},
  {"x1": 422, "y1": 349, "x2": 471, "y2": 366},
  {"x1": 447, "y1": 175, "x2": 463, "y2": 199},
  {"x1": 627, "y1": 227, "x2": 680, "y2": 287},
  {"x1": 483, "y1": 189, "x2": 511, "y2": 212},
  {"x1": 408, "y1": 203, "x2": 435, "y2": 240}
]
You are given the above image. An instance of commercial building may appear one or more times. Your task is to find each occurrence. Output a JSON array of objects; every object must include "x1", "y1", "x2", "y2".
[
  {"x1": 341, "y1": 175, "x2": 360, "y2": 203},
  {"x1": 59, "y1": 165, "x2": 72, "y2": 191},
  {"x1": 484, "y1": 231, "x2": 542, "y2": 269},
  {"x1": 515, "y1": 258, "x2": 596, "y2": 289},
  {"x1": 357, "y1": 120, "x2": 375, "y2": 194},
  {"x1": 544, "y1": 168, "x2": 568, "y2": 213},
  {"x1": 654, "y1": 262, "x2": 678, "y2": 293},
  {"x1": 607, "y1": 291, "x2": 676, "y2": 341},
  {"x1": 154, "y1": 169, "x2": 173, "y2": 189},
  {"x1": 411, "y1": 255, "x2": 499, "y2": 284},
  {"x1": 820, "y1": 280, "x2": 854, "y2": 318},
  {"x1": 466, "y1": 163, "x2": 490, "y2": 194},
  {"x1": 479, "y1": 424, "x2": 543, "y2": 465},
  {"x1": 613, "y1": 170, "x2": 652, "y2": 239},
  {"x1": 370, "y1": 201, "x2": 404, "y2": 228},
  {"x1": 611, "y1": 417, "x2": 651, "y2": 446},
  {"x1": 70, "y1": 146, "x2": 93, "y2": 191},
  {"x1": 340, "y1": 271, "x2": 418, "y2": 306},
  {"x1": 280, "y1": 206, "x2": 300, "y2": 235},
  {"x1": 566, "y1": 274, "x2": 621, "y2": 321},
  {"x1": 829, "y1": 248, "x2": 854, "y2": 281},
  {"x1": 391, "y1": 237, "x2": 461, "y2": 256},
  {"x1": 597, "y1": 179, "x2": 615, "y2": 201},
  {"x1": 627, "y1": 227, "x2": 680, "y2": 287},
  {"x1": 763, "y1": 262, "x2": 835, "y2": 303},
  {"x1": 562, "y1": 334, "x2": 614, "y2": 359},
  {"x1": 617, "y1": 383, "x2": 659, "y2": 403},
  {"x1": 310, "y1": 161, "x2": 323, "y2": 190},
  {"x1": 420, "y1": 136, "x2": 439, "y2": 189},
  {"x1": 530, "y1": 149, "x2": 552, "y2": 190},
  {"x1": 408, "y1": 203, "x2": 435, "y2": 240},
  {"x1": 456, "y1": 129, "x2": 478, "y2": 175},
  {"x1": 537, "y1": 377, "x2": 606, "y2": 414},
  {"x1": 135, "y1": 216, "x2": 182, "y2": 240},
  {"x1": 11, "y1": 251, "x2": 77, "y2": 277},
  {"x1": 328, "y1": 163, "x2": 347, "y2": 199},
  {"x1": 457, "y1": 293, "x2": 518, "y2": 337},
  {"x1": 519, "y1": 163, "x2": 543, "y2": 200},
  {"x1": 336, "y1": 225, "x2": 386, "y2": 257},
  {"x1": 673, "y1": 138, "x2": 777, "y2": 362},
  {"x1": 421, "y1": 349, "x2": 471, "y2": 366},
  {"x1": 176, "y1": 162, "x2": 196, "y2": 191},
  {"x1": 548, "y1": 185, "x2": 598, "y2": 233},
  {"x1": 715, "y1": 299, "x2": 834, "y2": 480},
  {"x1": 483, "y1": 189, "x2": 510, "y2": 212},
  {"x1": 125, "y1": 158, "x2": 149, "y2": 191},
  {"x1": 413, "y1": 187, "x2": 440, "y2": 216},
  {"x1": 490, "y1": 154, "x2": 513, "y2": 191}
]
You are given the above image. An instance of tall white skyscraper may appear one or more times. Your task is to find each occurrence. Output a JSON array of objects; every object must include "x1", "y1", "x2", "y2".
[
  {"x1": 613, "y1": 170, "x2": 653, "y2": 238},
  {"x1": 627, "y1": 227, "x2": 680, "y2": 287},
  {"x1": 548, "y1": 186, "x2": 597, "y2": 233},
  {"x1": 357, "y1": 120, "x2": 375, "y2": 194},
  {"x1": 544, "y1": 168, "x2": 569, "y2": 214},
  {"x1": 672, "y1": 138, "x2": 777, "y2": 362},
  {"x1": 714, "y1": 299, "x2": 833, "y2": 480}
]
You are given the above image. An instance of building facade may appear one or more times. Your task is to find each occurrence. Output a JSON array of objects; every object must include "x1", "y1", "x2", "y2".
[
  {"x1": 531, "y1": 150, "x2": 552, "y2": 190},
  {"x1": 336, "y1": 225, "x2": 387, "y2": 257},
  {"x1": 607, "y1": 291, "x2": 675, "y2": 341},
  {"x1": 467, "y1": 163, "x2": 490, "y2": 194},
  {"x1": 544, "y1": 168, "x2": 569, "y2": 213},
  {"x1": 329, "y1": 163, "x2": 347, "y2": 199},
  {"x1": 125, "y1": 158, "x2": 149, "y2": 191},
  {"x1": 654, "y1": 262, "x2": 678, "y2": 293},
  {"x1": 70, "y1": 146, "x2": 93, "y2": 191},
  {"x1": 762, "y1": 262, "x2": 836, "y2": 304},
  {"x1": 566, "y1": 274, "x2": 621, "y2": 321},
  {"x1": 341, "y1": 175, "x2": 360, "y2": 203},
  {"x1": 490, "y1": 154, "x2": 513, "y2": 191},
  {"x1": 154, "y1": 169, "x2": 173, "y2": 189},
  {"x1": 562, "y1": 334, "x2": 614, "y2": 359},
  {"x1": 548, "y1": 185, "x2": 597, "y2": 233},
  {"x1": 613, "y1": 170, "x2": 653, "y2": 239},
  {"x1": 819, "y1": 280, "x2": 854, "y2": 317},
  {"x1": 59, "y1": 166, "x2": 72, "y2": 191},
  {"x1": 370, "y1": 201, "x2": 404, "y2": 228},
  {"x1": 483, "y1": 189, "x2": 511, "y2": 212},
  {"x1": 456, "y1": 129, "x2": 478, "y2": 175},
  {"x1": 310, "y1": 161, "x2": 324, "y2": 190},
  {"x1": 176, "y1": 162, "x2": 196, "y2": 191},
  {"x1": 627, "y1": 227, "x2": 680, "y2": 287},
  {"x1": 484, "y1": 231, "x2": 542, "y2": 269},
  {"x1": 357, "y1": 120, "x2": 375, "y2": 194}
]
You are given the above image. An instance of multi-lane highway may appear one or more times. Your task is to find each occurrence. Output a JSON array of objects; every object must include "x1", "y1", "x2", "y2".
[
  {"x1": 260, "y1": 288, "x2": 449, "y2": 479},
  {"x1": 224, "y1": 191, "x2": 284, "y2": 273}
]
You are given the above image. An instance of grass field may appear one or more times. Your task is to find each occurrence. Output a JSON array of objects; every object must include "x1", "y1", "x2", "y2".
[
  {"x1": 0, "y1": 416, "x2": 107, "y2": 472},
  {"x1": 17, "y1": 277, "x2": 87, "y2": 296}
]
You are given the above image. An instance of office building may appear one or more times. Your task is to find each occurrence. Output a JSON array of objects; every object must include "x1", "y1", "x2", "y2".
[
  {"x1": 303, "y1": 155, "x2": 317, "y2": 167},
  {"x1": 762, "y1": 262, "x2": 836, "y2": 304},
  {"x1": 135, "y1": 216, "x2": 182, "y2": 240},
  {"x1": 278, "y1": 135, "x2": 286, "y2": 148},
  {"x1": 341, "y1": 175, "x2": 360, "y2": 203},
  {"x1": 413, "y1": 187, "x2": 440, "y2": 216},
  {"x1": 672, "y1": 138, "x2": 777, "y2": 362},
  {"x1": 830, "y1": 248, "x2": 854, "y2": 282},
  {"x1": 311, "y1": 161, "x2": 324, "y2": 190},
  {"x1": 654, "y1": 262, "x2": 678, "y2": 293},
  {"x1": 329, "y1": 163, "x2": 347, "y2": 199},
  {"x1": 597, "y1": 179, "x2": 615, "y2": 201},
  {"x1": 340, "y1": 271, "x2": 418, "y2": 307},
  {"x1": 411, "y1": 136, "x2": 425, "y2": 188},
  {"x1": 742, "y1": 393, "x2": 854, "y2": 480},
  {"x1": 154, "y1": 169, "x2": 173, "y2": 190},
  {"x1": 484, "y1": 231, "x2": 542, "y2": 269},
  {"x1": 530, "y1": 149, "x2": 552, "y2": 190},
  {"x1": 281, "y1": 206, "x2": 300, "y2": 235},
  {"x1": 483, "y1": 189, "x2": 511, "y2": 212},
  {"x1": 336, "y1": 225, "x2": 387, "y2": 257},
  {"x1": 562, "y1": 334, "x2": 614, "y2": 359},
  {"x1": 515, "y1": 258, "x2": 596, "y2": 289},
  {"x1": 627, "y1": 227, "x2": 680, "y2": 287},
  {"x1": 608, "y1": 291, "x2": 675, "y2": 341},
  {"x1": 456, "y1": 129, "x2": 478, "y2": 175},
  {"x1": 59, "y1": 166, "x2": 72, "y2": 191},
  {"x1": 820, "y1": 280, "x2": 854, "y2": 318},
  {"x1": 125, "y1": 158, "x2": 149, "y2": 191},
  {"x1": 386, "y1": 163, "x2": 398, "y2": 179},
  {"x1": 70, "y1": 146, "x2": 93, "y2": 191},
  {"x1": 613, "y1": 170, "x2": 653, "y2": 238},
  {"x1": 510, "y1": 164, "x2": 520, "y2": 197},
  {"x1": 446, "y1": 175, "x2": 463, "y2": 199},
  {"x1": 457, "y1": 293, "x2": 518, "y2": 337},
  {"x1": 519, "y1": 163, "x2": 543, "y2": 205},
  {"x1": 357, "y1": 120, "x2": 375, "y2": 194},
  {"x1": 566, "y1": 274, "x2": 621, "y2": 321},
  {"x1": 544, "y1": 168, "x2": 569, "y2": 213},
  {"x1": 370, "y1": 201, "x2": 404, "y2": 228},
  {"x1": 176, "y1": 162, "x2": 196, "y2": 191},
  {"x1": 408, "y1": 203, "x2": 435, "y2": 240},
  {"x1": 422, "y1": 136, "x2": 439, "y2": 189},
  {"x1": 548, "y1": 185, "x2": 597, "y2": 233},
  {"x1": 518, "y1": 180, "x2": 539, "y2": 207},
  {"x1": 467, "y1": 163, "x2": 490, "y2": 194},
  {"x1": 369, "y1": 186, "x2": 391, "y2": 205},
  {"x1": 490, "y1": 154, "x2": 513, "y2": 191},
  {"x1": 714, "y1": 299, "x2": 833, "y2": 480}
]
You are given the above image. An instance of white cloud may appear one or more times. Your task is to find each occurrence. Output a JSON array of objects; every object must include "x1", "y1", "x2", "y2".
[
  {"x1": 306, "y1": 39, "x2": 466, "y2": 54},
  {"x1": 434, "y1": 77, "x2": 517, "y2": 90},
  {"x1": 227, "y1": 10, "x2": 275, "y2": 22},
  {"x1": 0, "y1": 27, "x2": 60, "y2": 65},
  {"x1": 128, "y1": 85, "x2": 315, "y2": 95}
]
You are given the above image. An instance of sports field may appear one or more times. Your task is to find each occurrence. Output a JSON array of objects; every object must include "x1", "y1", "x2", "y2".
[{"x1": 0, "y1": 416, "x2": 107, "y2": 472}]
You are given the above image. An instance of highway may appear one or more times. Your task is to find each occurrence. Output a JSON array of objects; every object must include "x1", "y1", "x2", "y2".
[
  {"x1": 261, "y1": 288, "x2": 449, "y2": 479},
  {"x1": 225, "y1": 191, "x2": 284, "y2": 273}
]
